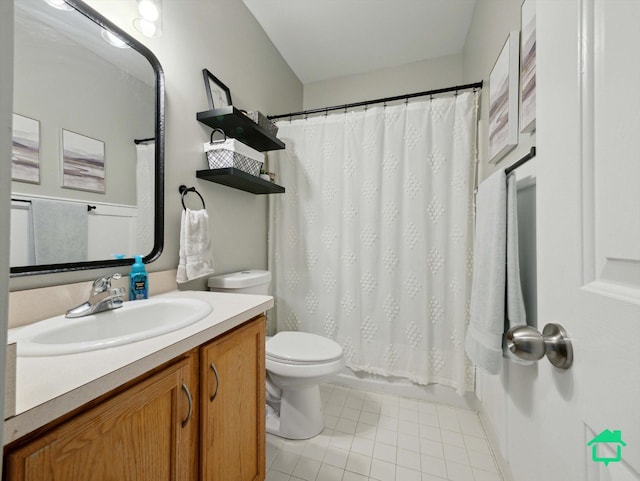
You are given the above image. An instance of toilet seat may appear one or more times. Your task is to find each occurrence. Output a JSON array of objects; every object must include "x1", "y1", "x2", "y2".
[{"x1": 266, "y1": 332, "x2": 342, "y2": 365}]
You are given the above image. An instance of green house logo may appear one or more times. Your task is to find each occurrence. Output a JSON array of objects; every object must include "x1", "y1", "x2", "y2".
[{"x1": 587, "y1": 430, "x2": 626, "y2": 466}]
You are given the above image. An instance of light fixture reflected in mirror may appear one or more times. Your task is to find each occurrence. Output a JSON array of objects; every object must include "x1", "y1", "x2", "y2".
[
  {"x1": 134, "y1": 0, "x2": 162, "y2": 38},
  {"x1": 43, "y1": 0, "x2": 73, "y2": 11},
  {"x1": 101, "y1": 29, "x2": 129, "y2": 49}
]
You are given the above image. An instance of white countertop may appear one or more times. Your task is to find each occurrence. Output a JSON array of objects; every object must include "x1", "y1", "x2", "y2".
[{"x1": 4, "y1": 290, "x2": 273, "y2": 445}]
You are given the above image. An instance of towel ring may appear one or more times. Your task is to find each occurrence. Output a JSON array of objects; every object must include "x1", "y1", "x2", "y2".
[{"x1": 179, "y1": 185, "x2": 205, "y2": 211}]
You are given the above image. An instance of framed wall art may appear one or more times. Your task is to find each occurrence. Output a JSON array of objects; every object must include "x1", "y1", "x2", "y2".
[
  {"x1": 520, "y1": 0, "x2": 536, "y2": 133},
  {"x1": 61, "y1": 129, "x2": 105, "y2": 193},
  {"x1": 202, "y1": 68, "x2": 232, "y2": 110},
  {"x1": 11, "y1": 113, "x2": 40, "y2": 184},
  {"x1": 489, "y1": 31, "x2": 520, "y2": 163}
]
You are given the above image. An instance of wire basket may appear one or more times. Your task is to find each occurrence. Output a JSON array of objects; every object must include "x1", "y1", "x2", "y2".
[
  {"x1": 243, "y1": 111, "x2": 279, "y2": 137},
  {"x1": 203, "y1": 129, "x2": 264, "y2": 176}
]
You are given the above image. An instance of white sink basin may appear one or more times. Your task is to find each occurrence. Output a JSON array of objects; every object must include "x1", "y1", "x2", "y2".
[{"x1": 10, "y1": 297, "x2": 213, "y2": 357}]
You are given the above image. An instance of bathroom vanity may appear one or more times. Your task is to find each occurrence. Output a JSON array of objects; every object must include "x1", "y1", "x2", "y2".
[{"x1": 3, "y1": 291, "x2": 270, "y2": 481}]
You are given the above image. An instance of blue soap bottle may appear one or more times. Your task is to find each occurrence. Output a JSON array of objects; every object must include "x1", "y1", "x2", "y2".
[{"x1": 129, "y1": 255, "x2": 148, "y2": 300}]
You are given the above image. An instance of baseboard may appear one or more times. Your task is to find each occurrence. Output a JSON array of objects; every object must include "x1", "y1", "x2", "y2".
[{"x1": 477, "y1": 403, "x2": 516, "y2": 481}]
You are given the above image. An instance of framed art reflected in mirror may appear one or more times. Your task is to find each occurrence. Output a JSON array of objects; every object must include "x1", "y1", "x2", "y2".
[
  {"x1": 61, "y1": 129, "x2": 105, "y2": 194},
  {"x1": 11, "y1": 113, "x2": 40, "y2": 185}
]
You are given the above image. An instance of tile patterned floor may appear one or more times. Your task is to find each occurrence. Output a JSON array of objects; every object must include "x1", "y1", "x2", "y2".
[{"x1": 266, "y1": 383, "x2": 503, "y2": 481}]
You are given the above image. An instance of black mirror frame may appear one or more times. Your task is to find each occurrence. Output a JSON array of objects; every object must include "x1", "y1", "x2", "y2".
[{"x1": 10, "y1": 0, "x2": 165, "y2": 277}]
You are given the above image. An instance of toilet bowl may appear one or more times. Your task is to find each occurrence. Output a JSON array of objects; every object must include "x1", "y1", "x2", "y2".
[
  {"x1": 266, "y1": 331, "x2": 344, "y2": 439},
  {"x1": 208, "y1": 270, "x2": 344, "y2": 440}
]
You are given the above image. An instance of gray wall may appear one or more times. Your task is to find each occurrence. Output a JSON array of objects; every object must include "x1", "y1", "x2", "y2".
[
  {"x1": 0, "y1": 0, "x2": 14, "y2": 453},
  {"x1": 461, "y1": 1, "x2": 538, "y2": 478},
  {"x1": 302, "y1": 54, "x2": 464, "y2": 111},
  {"x1": 10, "y1": 0, "x2": 303, "y2": 290}
]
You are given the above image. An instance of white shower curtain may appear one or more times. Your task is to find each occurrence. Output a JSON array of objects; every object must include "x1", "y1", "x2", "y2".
[
  {"x1": 135, "y1": 142, "x2": 155, "y2": 255},
  {"x1": 268, "y1": 92, "x2": 478, "y2": 393}
]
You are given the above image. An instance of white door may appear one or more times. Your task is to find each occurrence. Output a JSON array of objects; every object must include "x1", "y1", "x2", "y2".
[{"x1": 537, "y1": 0, "x2": 640, "y2": 480}]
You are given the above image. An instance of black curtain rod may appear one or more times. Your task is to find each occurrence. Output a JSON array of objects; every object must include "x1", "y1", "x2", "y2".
[
  {"x1": 11, "y1": 198, "x2": 97, "y2": 211},
  {"x1": 505, "y1": 147, "x2": 536, "y2": 175},
  {"x1": 134, "y1": 137, "x2": 155, "y2": 144},
  {"x1": 268, "y1": 81, "x2": 483, "y2": 120}
]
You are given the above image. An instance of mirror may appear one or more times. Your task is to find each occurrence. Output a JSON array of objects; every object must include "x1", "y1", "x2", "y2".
[{"x1": 10, "y1": 0, "x2": 164, "y2": 276}]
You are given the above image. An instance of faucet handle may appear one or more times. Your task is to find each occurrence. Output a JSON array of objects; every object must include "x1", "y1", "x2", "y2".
[
  {"x1": 92, "y1": 273, "x2": 122, "y2": 293},
  {"x1": 110, "y1": 286, "x2": 127, "y2": 299}
]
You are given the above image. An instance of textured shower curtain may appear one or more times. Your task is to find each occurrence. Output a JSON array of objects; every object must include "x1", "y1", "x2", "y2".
[
  {"x1": 268, "y1": 92, "x2": 478, "y2": 393},
  {"x1": 135, "y1": 142, "x2": 154, "y2": 255}
]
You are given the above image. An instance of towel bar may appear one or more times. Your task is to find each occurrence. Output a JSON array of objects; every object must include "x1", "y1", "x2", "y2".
[
  {"x1": 179, "y1": 185, "x2": 206, "y2": 210},
  {"x1": 505, "y1": 146, "x2": 536, "y2": 175},
  {"x1": 506, "y1": 323, "x2": 573, "y2": 369},
  {"x1": 12, "y1": 198, "x2": 97, "y2": 212}
]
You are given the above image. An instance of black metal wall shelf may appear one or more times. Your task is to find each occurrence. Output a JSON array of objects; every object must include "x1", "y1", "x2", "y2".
[
  {"x1": 196, "y1": 107, "x2": 285, "y2": 152},
  {"x1": 196, "y1": 168, "x2": 285, "y2": 195}
]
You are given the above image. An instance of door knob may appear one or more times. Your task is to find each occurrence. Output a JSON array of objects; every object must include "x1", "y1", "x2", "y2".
[{"x1": 506, "y1": 323, "x2": 573, "y2": 369}]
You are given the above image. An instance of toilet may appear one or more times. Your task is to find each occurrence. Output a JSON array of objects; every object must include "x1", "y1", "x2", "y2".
[
  {"x1": 208, "y1": 270, "x2": 345, "y2": 440},
  {"x1": 265, "y1": 331, "x2": 344, "y2": 439}
]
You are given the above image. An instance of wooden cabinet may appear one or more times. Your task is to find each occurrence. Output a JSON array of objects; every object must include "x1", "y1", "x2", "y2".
[
  {"x1": 5, "y1": 352, "x2": 199, "y2": 481},
  {"x1": 200, "y1": 316, "x2": 266, "y2": 481},
  {"x1": 4, "y1": 315, "x2": 266, "y2": 481}
]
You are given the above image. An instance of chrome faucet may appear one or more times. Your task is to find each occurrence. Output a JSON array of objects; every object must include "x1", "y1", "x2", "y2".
[{"x1": 66, "y1": 273, "x2": 127, "y2": 318}]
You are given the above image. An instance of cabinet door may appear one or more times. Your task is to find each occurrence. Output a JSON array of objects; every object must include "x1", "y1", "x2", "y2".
[
  {"x1": 201, "y1": 316, "x2": 266, "y2": 481},
  {"x1": 5, "y1": 353, "x2": 198, "y2": 481}
]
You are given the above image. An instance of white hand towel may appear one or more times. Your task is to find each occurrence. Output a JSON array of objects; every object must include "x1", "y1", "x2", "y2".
[
  {"x1": 464, "y1": 170, "x2": 531, "y2": 374},
  {"x1": 504, "y1": 172, "x2": 532, "y2": 365},
  {"x1": 464, "y1": 170, "x2": 507, "y2": 375},
  {"x1": 176, "y1": 208, "x2": 215, "y2": 284},
  {"x1": 31, "y1": 199, "x2": 88, "y2": 264}
]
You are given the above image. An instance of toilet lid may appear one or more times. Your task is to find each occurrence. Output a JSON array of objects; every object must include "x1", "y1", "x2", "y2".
[{"x1": 266, "y1": 332, "x2": 343, "y2": 364}]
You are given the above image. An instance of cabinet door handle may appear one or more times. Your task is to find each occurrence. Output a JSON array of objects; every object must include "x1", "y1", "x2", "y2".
[
  {"x1": 181, "y1": 383, "x2": 193, "y2": 427},
  {"x1": 209, "y1": 362, "x2": 220, "y2": 402}
]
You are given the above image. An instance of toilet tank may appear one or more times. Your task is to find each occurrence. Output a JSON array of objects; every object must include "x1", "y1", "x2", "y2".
[{"x1": 208, "y1": 270, "x2": 271, "y2": 295}]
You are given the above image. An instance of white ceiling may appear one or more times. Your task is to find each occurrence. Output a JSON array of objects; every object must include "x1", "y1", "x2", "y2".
[{"x1": 242, "y1": 0, "x2": 477, "y2": 84}]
